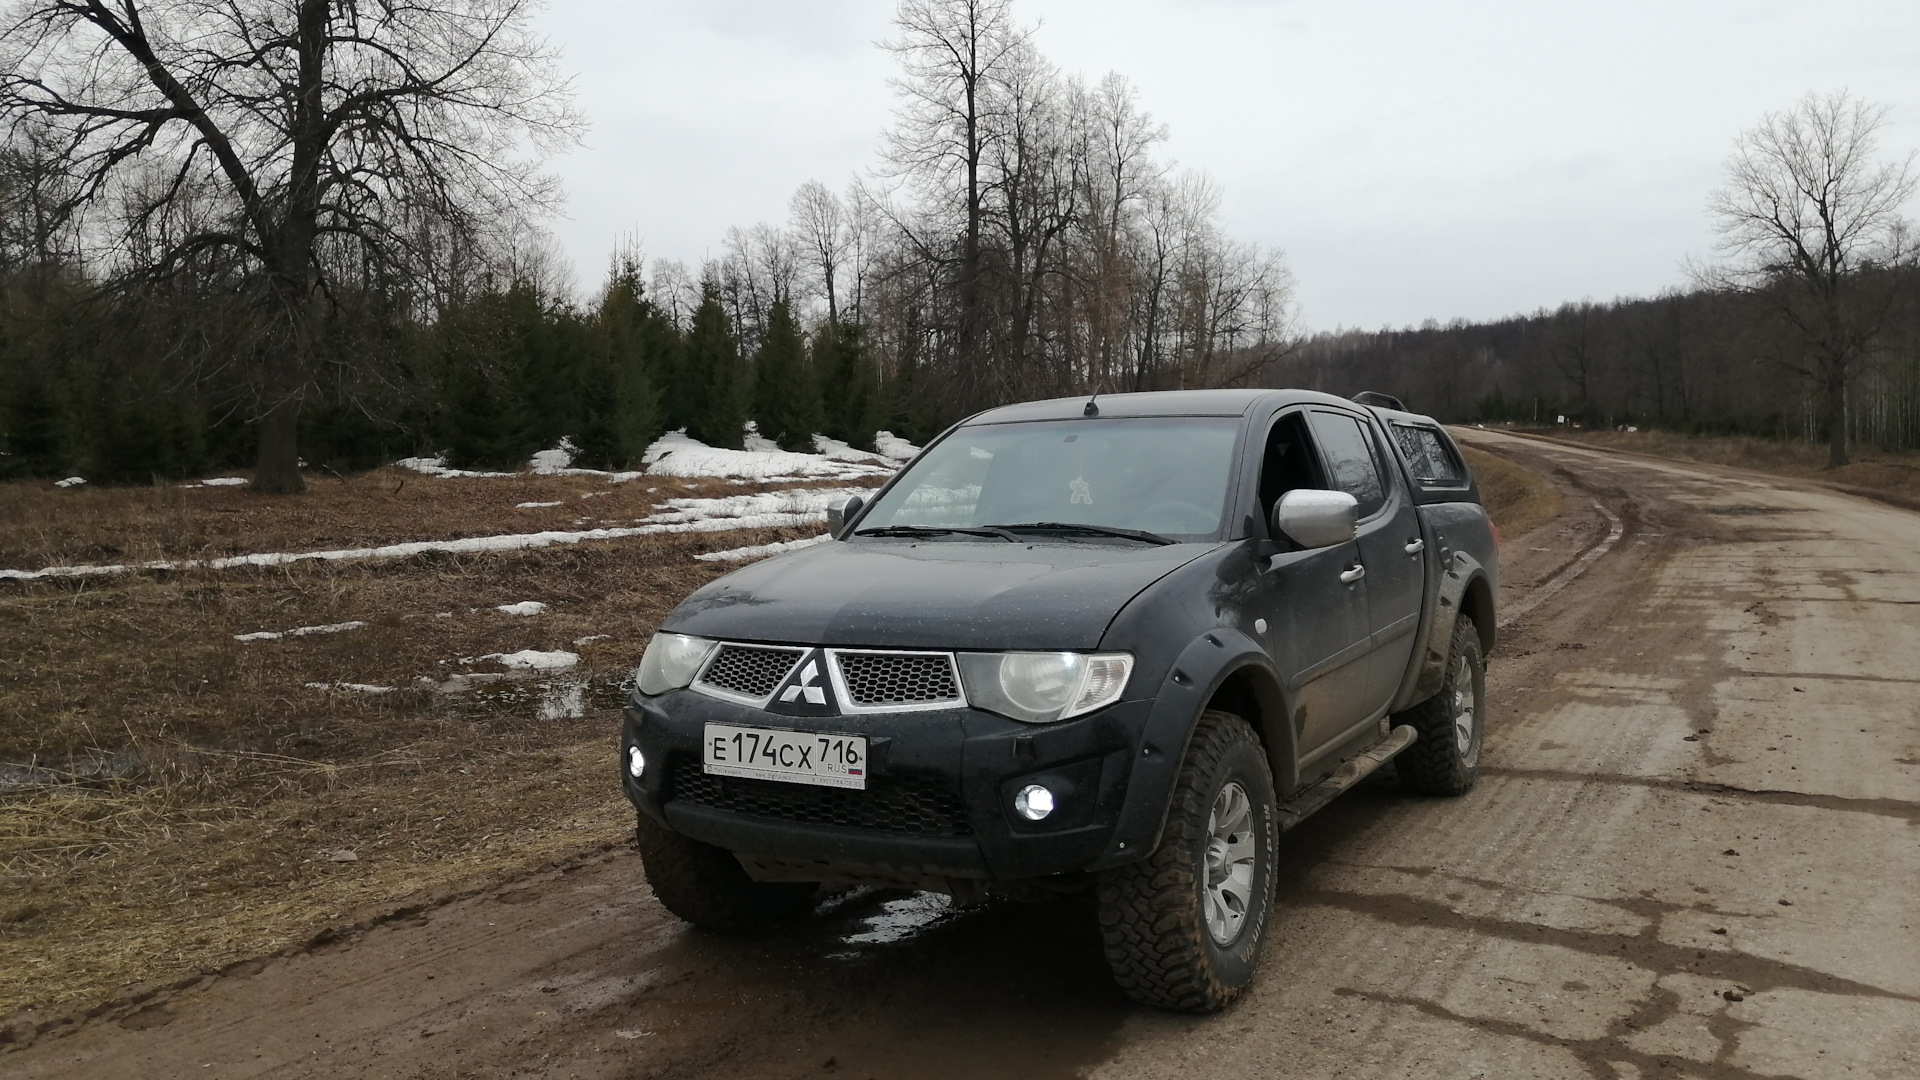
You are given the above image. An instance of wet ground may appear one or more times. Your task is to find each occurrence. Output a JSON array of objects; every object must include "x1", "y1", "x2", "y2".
[{"x1": 9, "y1": 433, "x2": 1918, "y2": 1079}]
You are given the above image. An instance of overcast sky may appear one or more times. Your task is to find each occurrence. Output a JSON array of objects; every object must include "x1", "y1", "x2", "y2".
[{"x1": 531, "y1": 0, "x2": 1920, "y2": 332}]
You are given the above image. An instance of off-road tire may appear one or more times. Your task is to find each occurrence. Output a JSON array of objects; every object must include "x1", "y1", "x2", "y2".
[
  {"x1": 636, "y1": 814, "x2": 817, "y2": 932},
  {"x1": 1394, "y1": 617, "x2": 1486, "y2": 796},
  {"x1": 1096, "y1": 710, "x2": 1277, "y2": 1012}
]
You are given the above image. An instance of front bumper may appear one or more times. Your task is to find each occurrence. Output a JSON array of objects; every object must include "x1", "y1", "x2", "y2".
[{"x1": 621, "y1": 689, "x2": 1156, "y2": 883}]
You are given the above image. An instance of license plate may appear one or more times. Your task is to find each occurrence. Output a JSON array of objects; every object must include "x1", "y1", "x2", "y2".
[{"x1": 702, "y1": 723, "x2": 867, "y2": 790}]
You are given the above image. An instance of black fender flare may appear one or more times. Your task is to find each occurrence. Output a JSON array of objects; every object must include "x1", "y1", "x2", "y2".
[
  {"x1": 1088, "y1": 628, "x2": 1294, "y2": 871},
  {"x1": 1394, "y1": 552, "x2": 1495, "y2": 710}
]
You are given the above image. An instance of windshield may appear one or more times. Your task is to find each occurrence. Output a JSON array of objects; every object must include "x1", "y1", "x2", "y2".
[{"x1": 856, "y1": 417, "x2": 1241, "y2": 542}]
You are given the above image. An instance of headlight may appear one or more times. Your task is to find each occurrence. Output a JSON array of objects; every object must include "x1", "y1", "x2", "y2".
[
  {"x1": 956, "y1": 652, "x2": 1133, "y2": 723},
  {"x1": 636, "y1": 632, "x2": 717, "y2": 696}
]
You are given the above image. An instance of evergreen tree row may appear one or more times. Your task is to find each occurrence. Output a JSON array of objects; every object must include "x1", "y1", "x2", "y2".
[{"x1": 0, "y1": 262, "x2": 892, "y2": 483}]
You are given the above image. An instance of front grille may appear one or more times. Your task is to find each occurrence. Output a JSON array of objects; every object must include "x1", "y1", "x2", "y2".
[
  {"x1": 698, "y1": 644, "x2": 803, "y2": 701},
  {"x1": 669, "y1": 759, "x2": 973, "y2": 837},
  {"x1": 834, "y1": 652, "x2": 960, "y2": 707}
]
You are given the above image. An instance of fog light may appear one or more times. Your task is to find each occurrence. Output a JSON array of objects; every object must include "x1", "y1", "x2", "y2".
[
  {"x1": 1014, "y1": 784, "x2": 1055, "y2": 821},
  {"x1": 626, "y1": 745, "x2": 646, "y2": 779}
]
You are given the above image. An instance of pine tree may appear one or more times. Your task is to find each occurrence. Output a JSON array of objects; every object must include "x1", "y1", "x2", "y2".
[
  {"x1": 814, "y1": 320, "x2": 879, "y2": 451},
  {"x1": 577, "y1": 262, "x2": 664, "y2": 469},
  {"x1": 508, "y1": 284, "x2": 590, "y2": 455},
  {"x1": 752, "y1": 299, "x2": 820, "y2": 450},
  {"x1": 681, "y1": 282, "x2": 745, "y2": 449}
]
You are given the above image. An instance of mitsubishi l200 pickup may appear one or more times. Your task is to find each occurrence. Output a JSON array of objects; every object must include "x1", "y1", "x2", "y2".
[{"x1": 621, "y1": 389, "x2": 1499, "y2": 1011}]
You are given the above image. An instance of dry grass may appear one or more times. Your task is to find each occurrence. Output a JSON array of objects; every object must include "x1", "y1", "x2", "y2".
[
  {"x1": 0, "y1": 467, "x2": 787, "y2": 569},
  {"x1": 1461, "y1": 444, "x2": 1563, "y2": 540},
  {"x1": 0, "y1": 470, "x2": 865, "y2": 1022},
  {"x1": 1553, "y1": 429, "x2": 1920, "y2": 507}
]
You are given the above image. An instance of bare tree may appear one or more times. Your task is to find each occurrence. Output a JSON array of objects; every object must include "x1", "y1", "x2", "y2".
[
  {"x1": 0, "y1": 0, "x2": 581, "y2": 491},
  {"x1": 1703, "y1": 90, "x2": 1916, "y2": 466},
  {"x1": 789, "y1": 179, "x2": 847, "y2": 323},
  {"x1": 883, "y1": 0, "x2": 1029, "y2": 406}
]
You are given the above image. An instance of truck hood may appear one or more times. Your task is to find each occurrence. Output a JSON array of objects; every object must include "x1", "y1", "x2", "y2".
[{"x1": 663, "y1": 538, "x2": 1215, "y2": 650}]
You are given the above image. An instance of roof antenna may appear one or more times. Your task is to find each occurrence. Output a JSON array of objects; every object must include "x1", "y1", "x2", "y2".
[{"x1": 1083, "y1": 385, "x2": 1103, "y2": 416}]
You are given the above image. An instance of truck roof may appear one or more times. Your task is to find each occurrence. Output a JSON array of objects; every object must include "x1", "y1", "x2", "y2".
[{"x1": 968, "y1": 388, "x2": 1402, "y2": 424}]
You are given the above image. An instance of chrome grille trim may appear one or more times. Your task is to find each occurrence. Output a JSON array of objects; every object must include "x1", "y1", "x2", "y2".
[
  {"x1": 825, "y1": 649, "x2": 966, "y2": 714},
  {"x1": 691, "y1": 643, "x2": 806, "y2": 707}
]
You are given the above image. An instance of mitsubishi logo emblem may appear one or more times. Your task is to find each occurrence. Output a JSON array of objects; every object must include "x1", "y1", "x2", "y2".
[{"x1": 779, "y1": 660, "x2": 826, "y2": 705}]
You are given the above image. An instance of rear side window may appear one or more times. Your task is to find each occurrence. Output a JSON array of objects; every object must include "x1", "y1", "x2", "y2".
[
  {"x1": 1391, "y1": 423, "x2": 1465, "y2": 486},
  {"x1": 1306, "y1": 411, "x2": 1386, "y2": 518}
]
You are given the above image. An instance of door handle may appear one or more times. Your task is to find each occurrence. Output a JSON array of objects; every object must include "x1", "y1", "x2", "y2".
[
  {"x1": 1339, "y1": 564, "x2": 1366, "y2": 584},
  {"x1": 1404, "y1": 538, "x2": 1425, "y2": 555}
]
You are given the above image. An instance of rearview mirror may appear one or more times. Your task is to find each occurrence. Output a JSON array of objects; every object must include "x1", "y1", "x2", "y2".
[
  {"x1": 828, "y1": 494, "x2": 865, "y2": 538},
  {"x1": 1272, "y1": 489, "x2": 1358, "y2": 549}
]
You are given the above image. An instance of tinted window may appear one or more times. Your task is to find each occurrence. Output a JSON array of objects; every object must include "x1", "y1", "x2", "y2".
[
  {"x1": 1258, "y1": 412, "x2": 1325, "y2": 519},
  {"x1": 1391, "y1": 423, "x2": 1464, "y2": 485},
  {"x1": 1306, "y1": 411, "x2": 1386, "y2": 518},
  {"x1": 859, "y1": 417, "x2": 1241, "y2": 541}
]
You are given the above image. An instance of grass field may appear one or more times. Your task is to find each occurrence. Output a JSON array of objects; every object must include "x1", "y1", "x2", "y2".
[
  {"x1": 0, "y1": 447, "x2": 1556, "y2": 1027},
  {"x1": 0, "y1": 467, "x2": 852, "y2": 1024}
]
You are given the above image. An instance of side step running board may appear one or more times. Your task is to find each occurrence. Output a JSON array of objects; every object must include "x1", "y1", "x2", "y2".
[{"x1": 1275, "y1": 724, "x2": 1418, "y2": 832}]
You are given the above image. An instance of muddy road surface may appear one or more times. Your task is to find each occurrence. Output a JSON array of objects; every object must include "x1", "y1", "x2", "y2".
[{"x1": 11, "y1": 433, "x2": 1918, "y2": 1079}]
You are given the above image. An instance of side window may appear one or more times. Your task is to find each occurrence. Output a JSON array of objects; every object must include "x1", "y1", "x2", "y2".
[
  {"x1": 1306, "y1": 411, "x2": 1386, "y2": 518},
  {"x1": 1258, "y1": 412, "x2": 1326, "y2": 523},
  {"x1": 1390, "y1": 423, "x2": 1465, "y2": 486}
]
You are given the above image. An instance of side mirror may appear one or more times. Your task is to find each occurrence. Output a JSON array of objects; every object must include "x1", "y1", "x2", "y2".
[
  {"x1": 1272, "y1": 489, "x2": 1358, "y2": 549},
  {"x1": 827, "y1": 494, "x2": 865, "y2": 538}
]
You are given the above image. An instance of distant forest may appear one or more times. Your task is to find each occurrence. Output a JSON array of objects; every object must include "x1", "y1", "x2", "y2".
[
  {"x1": 1273, "y1": 267, "x2": 1920, "y2": 450},
  {"x1": 0, "y1": 2, "x2": 1913, "y2": 487}
]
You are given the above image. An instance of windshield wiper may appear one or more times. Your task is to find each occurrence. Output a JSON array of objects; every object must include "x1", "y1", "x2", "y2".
[
  {"x1": 989, "y1": 522, "x2": 1177, "y2": 546},
  {"x1": 854, "y1": 525, "x2": 1019, "y2": 541}
]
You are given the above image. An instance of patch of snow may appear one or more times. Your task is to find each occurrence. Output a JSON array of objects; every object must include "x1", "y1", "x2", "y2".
[
  {"x1": 54, "y1": 476, "x2": 86, "y2": 488},
  {"x1": 572, "y1": 634, "x2": 609, "y2": 646},
  {"x1": 640, "y1": 487, "x2": 864, "y2": 527},
  {"x1": 3, "y1": 490, "x2": 871, "y2": 582},
  {"x1": 305, "y1": 682, "x2": 398, "y2": 694},
  {"x1": 810, "y1": 434, "x2": 877, "y2": 462},
  {"x1": 495, "y1": 601, "x2": 548, "y2": 617},
  {"x1": 516, "y1": 501, "x2": 562, "y2": 509},
  {"x1": 529, "y1": 437, "x2": 577, "y2": 474},
  {"x1": 643, "y1": 431, "x2": 892, "y2": 481},
  {"x1": 873, "y1": 431, "x2": 920, "y2": 461},
  {"x1": 696, "y1": 534, "x2": 832, "y2": 563},
  {"x1": 234, "y1": 620, "x2": 367, "y2": 643},
  {"x1": 491, "y1": 649, "x2": 579, "y2": 671},
  {"x1": 743, "y1": 422, "x2": 782, "y2": 454},
  {"x1": 538, "y1": 682, "x2": 586, "y2": 720},
  {"x1": 396, "y1": 456, "x2": 513, "y2": 479},
  {"x1": 528, "y1": 437, "x2": 645, "y2": 481},
  {"x1": 202, "y1": 477, "x2": 248, "y2": 487}
]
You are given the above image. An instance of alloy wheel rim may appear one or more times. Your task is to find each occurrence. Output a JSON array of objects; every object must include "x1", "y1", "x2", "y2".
[
  {"x1": 1451, "y1": 655, "x2": 1476, "y2": 757},
  {"x1": 1202, "y1": 781, "x2": 1258, "y2": 946}
]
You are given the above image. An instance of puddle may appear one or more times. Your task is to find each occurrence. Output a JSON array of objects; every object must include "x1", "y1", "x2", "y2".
[{"x1": 837, "y1": 893, "x2": 958, "y2": 947}]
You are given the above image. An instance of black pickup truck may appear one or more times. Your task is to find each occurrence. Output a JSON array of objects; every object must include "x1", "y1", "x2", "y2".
[{"x1": 621, "y1": 389, "x2": 1499, "y2": 1011}]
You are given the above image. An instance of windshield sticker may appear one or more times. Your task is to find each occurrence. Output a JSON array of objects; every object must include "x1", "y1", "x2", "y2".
[{"x1": 1070, "y1": 476, "x2": 1093, "y2": 505}]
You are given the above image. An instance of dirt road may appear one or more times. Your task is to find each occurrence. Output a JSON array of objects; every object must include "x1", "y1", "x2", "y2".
[{"x1": 10, "y1": 433, "x2": 1918, "y2": 1079}]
